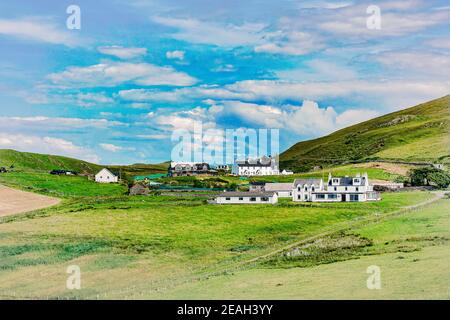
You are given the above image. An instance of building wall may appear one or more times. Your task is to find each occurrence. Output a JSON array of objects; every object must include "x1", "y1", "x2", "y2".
[
  {"x1": 95, "y1": 170, "x2": 118, "y2": 183},
  {"x1": 277, "y1": 191, "x2": 292, "y2": 198},
  {"x1": 216, "y1": 194, "x2": 278, "y2": 204}
]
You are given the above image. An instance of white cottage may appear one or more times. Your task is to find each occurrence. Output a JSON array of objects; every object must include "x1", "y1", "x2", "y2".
[
  {"x1": 292, "y1": 173, "x2": 380, "y2": 202},
  {"x1": 216, "y1": 191, "x2": 278, "y2": 204},
  {"x1": 95, "y1": 168, "x2": 118, "y2": 183}
]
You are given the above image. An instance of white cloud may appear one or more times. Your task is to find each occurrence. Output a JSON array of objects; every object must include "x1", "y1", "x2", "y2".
[
  {"x1": 0, "y1": 18, "x2": 79, "y2": 46},
  {"x1": 255, "y1": 31, "x2": 324, "y2": 56},
  {"x1": 0, "y1": 133, "x2": 100, "y2": 163},
  {"x1": 218, "y1": 100, "x2": 379, "y2": 135},
  {"x1": 375, "y1": 51, "x2": 450, "y2": 78},
  {"x1": 98, "y1": 46, "x2": 147, "y2": 59},
  {"x1": 47, "y1": 62, "x2": 198, "y2": 88},
  {"x1": 166, "y1": 50, "x2": 185, "y2": 60},
  {"x1": 318, "y1": 6, "x2": 450, "y2": 37},
  {"x1": 427, "y1": 37, "x2": 450, "y2": 49},
  {"x1": 277, "y1": 60, "x2": 357, "y2": 81},
  {"x1": 152, "y1": 16, "x2": 265, "y2": 47},
  {"x1": 211, "y1": 64, "x2": 237, "y2": 72},
  {"x1": 99, "y1": 143, "x2": 134, "y2": 152}
]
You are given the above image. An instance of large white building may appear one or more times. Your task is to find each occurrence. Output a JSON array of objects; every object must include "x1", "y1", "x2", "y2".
[
  {"x1": 232, "y1": 156, "x2": 279, "y2": 176},
  {"x1": 95, "y1": 168, "x2": 118, "y2": 183},
  {"x1": 292, "y1": 173, "x2": 380, "y2": 202}
]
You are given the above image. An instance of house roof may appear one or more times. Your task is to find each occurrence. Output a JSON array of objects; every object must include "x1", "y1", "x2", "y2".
[
  {"x1": 96, "y1": 168, "x2": 117, "y2": 177},
  {"x1": 217, "y1": 191, "x2": 276, "y2": 197},
  {"x1": 235, "y1": 156, "x2": 276, "y2": 167},
  {"x1": 294, "y1": 178, "x2": 322, "y2": 186},
  {"x1": 264, "y1": 183, "x2": 293, "y2": 191},
  {"x1": 328, "y1": 176, "x2": 367, "y2": 186}
]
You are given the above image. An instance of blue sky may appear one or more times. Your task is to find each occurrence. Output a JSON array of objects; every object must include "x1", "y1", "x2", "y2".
[{"x1": 0, "y1": 0, "x2": 449, "y2": 164}]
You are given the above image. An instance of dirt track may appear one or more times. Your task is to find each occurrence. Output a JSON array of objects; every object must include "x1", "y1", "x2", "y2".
[{"x1": 0, "y1": 185, "x2": 60, "y2": 217}]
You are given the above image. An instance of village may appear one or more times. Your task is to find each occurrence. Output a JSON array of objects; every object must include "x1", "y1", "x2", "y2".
[{"x1": 78, "y1": 155, "x2": 391, "y2": 205}]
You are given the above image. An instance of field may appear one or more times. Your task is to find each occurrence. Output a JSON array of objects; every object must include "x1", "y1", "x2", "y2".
[
  {"x1": 0, "y1": 176, "x2": 443, "y2": 299},
  {"x1": 0, "y1": 154, "x2": 448, "y2": 299},
  {"x1": 155, "y1": 196, "x2": 449, "y2": 299}
]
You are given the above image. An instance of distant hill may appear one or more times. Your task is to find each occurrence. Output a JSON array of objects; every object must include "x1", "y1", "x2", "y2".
[
  {"x1": 280, "y1": 95, "x2": 450, "y2": 172},
  {"x1": 0, "y1": 149, "x2": 168, "y2": 176}
]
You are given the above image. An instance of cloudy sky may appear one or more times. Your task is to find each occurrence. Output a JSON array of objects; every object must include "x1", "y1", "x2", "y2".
[{"x1": 0, "y1": 0, "x2": 449, "y2": 164}]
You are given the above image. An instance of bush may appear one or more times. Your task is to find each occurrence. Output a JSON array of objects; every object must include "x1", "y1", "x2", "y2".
[{"x1": 408, "y1": 167, "x2": 450, "y2": 189}]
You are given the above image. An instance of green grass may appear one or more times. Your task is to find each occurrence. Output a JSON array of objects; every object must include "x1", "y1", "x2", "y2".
[
  {"x1": 0, "y1": 172, "x2": 127, "y2": 197},
  {"x1": 135, "y1": 196, "x2": 450, "y2": 299},
  {"x1": 0, "y1": 149, "x2": 168, "y2": 177},
  {"x1": 0, "y1": 191, "x2": 437, "y2": 299},
  {"x1": 0, "y1": 149, "x2": 101, "y2": 174},
  {"x1": 280, "y1": 95, "x2": 450, "y2": 172}
]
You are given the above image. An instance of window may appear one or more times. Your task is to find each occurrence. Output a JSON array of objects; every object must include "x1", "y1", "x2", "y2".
[
  {"x1": 334, "y1": 187, "x2": 337, "y2": 191},
  {"x1": 304, "y1": 194, "x2": 308, "y2": 200},
  {"x1": 312, "y1": 186, "x2": 315, "y2": 192},
  {"x1": 350, "y1": 194, "x2": 359, "y2": 201},
  {"x1": 345, "y1": 187, "x2": 348, "y2": 191},
  {"x1": 297, "y1": 195, "x2": 301, "y2": 200},
  {"x1": 354, "y1": 178, "x2": 360, "y2": 184},
  {"x1": 356, "y1": 187, "x2": 359, "y2": 191},
  {"x1": 261, "y1": 197, "x2": 269, "y2": 202},
  {"x1": 332, "y1": 178, "x2": 339, "y2": 184},
  {"x1": 328, "y1": 194, "x2": 337, "y2": 199},
  {"x1": 225, "y1": 197, "x2": 231, "y2": 201},
  {"x1": 238, "y1": 197, "x2": 243, "y2": 201},
  {"x1": 316, "y1": 194, "x2": 325, "y2": 199},
  {"x1": 304, "y1": 186, "x2": 308, "y2": 191},
  {"x1": 250, "y1": 197, "x2": 256, "y2": 202},
  {"x1": 298, "y1": 186, "x2": 301, "y2": 191}
]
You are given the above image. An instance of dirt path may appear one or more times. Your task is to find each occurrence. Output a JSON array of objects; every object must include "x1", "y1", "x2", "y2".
[{"x1": 0, "y1": 185, "x2": 60, "y2": 217}]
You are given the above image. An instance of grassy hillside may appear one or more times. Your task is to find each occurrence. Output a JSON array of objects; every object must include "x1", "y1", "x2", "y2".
[
  {"x1": 280, "y1": 95, "x2": 450, "y2": 172},
  {"x1": 0, "y1": 149, "x2": 101, "y2": 174},
  {"x1": 0, "y1": 149, "x2": 168, "y2": 177}
]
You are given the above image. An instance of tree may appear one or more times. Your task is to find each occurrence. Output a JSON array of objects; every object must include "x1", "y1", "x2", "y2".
[{"x1": 408, "y1": 167, "x2": 450, "y2": 189}]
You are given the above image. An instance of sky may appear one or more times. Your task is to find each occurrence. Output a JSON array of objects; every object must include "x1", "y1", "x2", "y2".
[{"x1": 0, "y1": 0, "x2": 449, "y2": 164}]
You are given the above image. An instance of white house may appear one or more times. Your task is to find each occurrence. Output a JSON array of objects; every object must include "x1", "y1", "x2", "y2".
[
  {"x1": 216, "y1": 191, "x2": 278, "y2": 204},
  {"x1": 232, "y1": 155, "x2": 279, "y2": 176},
  {"x1": 95, "y1": 168, "x2": 118, "y2": 183},
  {"x1": 292, "y1": 173, "x2": 380, "y2": 202},
  {"x1": 264, "y1": 182, "x2": 294, "y2": 198}
]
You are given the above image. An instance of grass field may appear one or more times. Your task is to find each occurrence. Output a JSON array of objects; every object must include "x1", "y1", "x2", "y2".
[
  {"x1": 0, "y1": 172, "x2": 127, "y2": 197},
  {"x1": 140, "y1": 195, "x2": 450, "y2": 299},
  {"x1": 0, "y1": 188, "x2": 441, "y2": 299}
]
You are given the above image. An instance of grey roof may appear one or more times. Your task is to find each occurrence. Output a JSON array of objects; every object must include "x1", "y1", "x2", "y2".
[
  {"x1": 294, "y1": 178, "x2": 322, "y2": 186},
  {"x1": 264, "y1": 183, "x2": 293, "y2": 191},
  {"x1": 328, "y1": 176, "x2": 366, "y2": 186},
  {"x1": 217, "y1": 191, "x2": 276, "y2": 197},
  {"x1": 235, "y1": 156, "x2": 275, "y2": 167}
]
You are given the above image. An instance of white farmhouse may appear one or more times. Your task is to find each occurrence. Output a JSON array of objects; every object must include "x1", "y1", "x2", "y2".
[
  {"x1": 292, "y1": 173, "x2": 380, "y2": 202},
  {"x1": 232, "y1": 155, "x2": 279, "y2": 176},
  {"x1": 95, "y1": 168, "x2": 118, "y2": 183},
  {"x1": 216, "y1": 191, "x2": 278, "y2": 204}
]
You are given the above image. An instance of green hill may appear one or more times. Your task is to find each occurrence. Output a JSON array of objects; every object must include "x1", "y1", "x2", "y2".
[
  {"x1": 0, "y1": 149, "x2": 101, "y2": 174},
  {"x1": 0, "y1": 149, "x2": 168, "y2": 176},
  {"x1": 280, "y1": 95, "x2": 450, "y2": 172}
]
